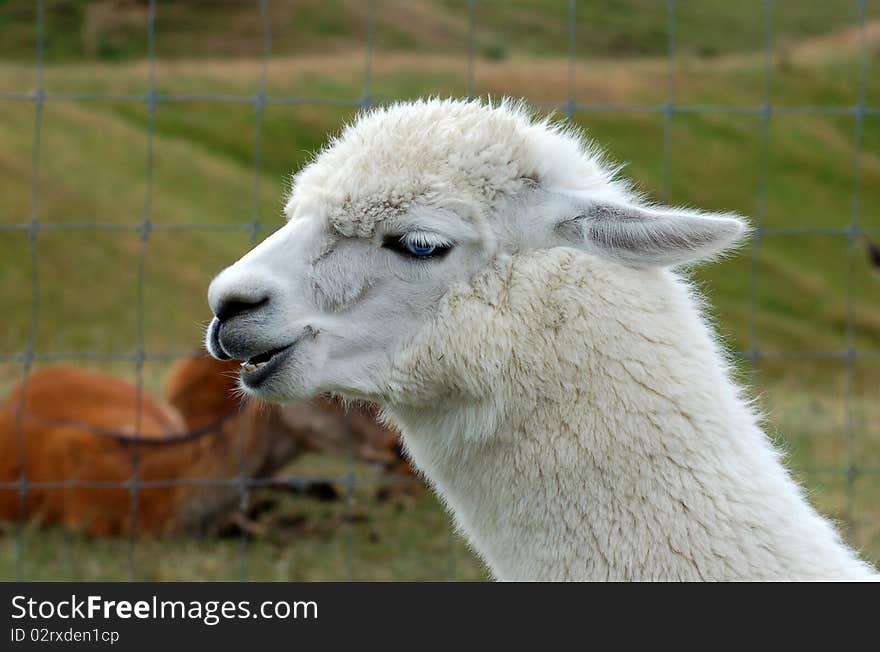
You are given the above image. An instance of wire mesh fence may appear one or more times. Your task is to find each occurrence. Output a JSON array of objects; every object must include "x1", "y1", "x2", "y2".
[{"x1": 1, "y1": 0, "x2": 878, "y2": 580}]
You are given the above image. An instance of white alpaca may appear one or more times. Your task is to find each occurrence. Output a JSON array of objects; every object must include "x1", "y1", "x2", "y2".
[{"x1": 205, "y1": 99, "x2": 877, "y2": 581}]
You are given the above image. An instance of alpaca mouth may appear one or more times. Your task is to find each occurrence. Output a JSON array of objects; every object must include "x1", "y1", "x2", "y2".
[
  {"x1": 239, "y1": 343, "x2": 296, "y2": 387},
  {"x1": 242, "y1": 345, "x2": 289, "y2": 370}
]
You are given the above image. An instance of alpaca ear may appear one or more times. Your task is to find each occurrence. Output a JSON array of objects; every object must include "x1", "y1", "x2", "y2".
[{"x1": 555, "y1": 198, "x2": 749, "y2": 267}]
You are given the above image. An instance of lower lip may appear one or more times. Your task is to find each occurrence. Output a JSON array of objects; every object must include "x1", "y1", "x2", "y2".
[{"x1": 239, "y1": 342, "x2": 297, "y2": 389}]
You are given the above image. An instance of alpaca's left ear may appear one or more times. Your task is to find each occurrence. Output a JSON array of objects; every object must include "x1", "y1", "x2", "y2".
[{"x1": 555, "y1": 197, "x2": 749, "y2": 267}]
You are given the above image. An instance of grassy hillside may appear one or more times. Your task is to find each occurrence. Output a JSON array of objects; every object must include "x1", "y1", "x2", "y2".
[
  {"x1": 2, "y1": 0, "x2": 880, "y2": 63},
  {"x1": 1, "y1": 4, "x2": 879, "y2": 577}
]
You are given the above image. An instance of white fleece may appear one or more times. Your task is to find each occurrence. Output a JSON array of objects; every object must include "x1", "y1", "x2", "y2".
[{"x1": 388, "y1": 249, "x2": 876, "y2": 580}]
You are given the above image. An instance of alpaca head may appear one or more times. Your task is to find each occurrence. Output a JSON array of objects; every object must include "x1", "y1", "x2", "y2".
[{"x1": 206, "y1": 99, "x2": 746, "y2": 405}]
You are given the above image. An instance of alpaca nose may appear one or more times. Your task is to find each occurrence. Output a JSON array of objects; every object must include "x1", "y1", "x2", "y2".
[
  {"x1": 214, "y1": 295, "x2": 270, "y2": 323},
  {"x1": 206, "y1": 293, "x2": 273, "y2": 361},
  {"x1": 207, "y1": 265, "x2": 284, "y2": 361},
  {"x1": 208, "y1": 264, "x2": 277, "y2": 324}
]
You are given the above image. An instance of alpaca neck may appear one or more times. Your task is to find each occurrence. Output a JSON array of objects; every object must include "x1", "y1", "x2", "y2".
[{"x1": 390, "y1": 261, "x2": 874, "y2": 581}]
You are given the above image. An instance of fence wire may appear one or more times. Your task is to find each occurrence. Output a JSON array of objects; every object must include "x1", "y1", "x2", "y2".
[{"x1": 2, "y1": 0, "x2": 878, "y2": 581}]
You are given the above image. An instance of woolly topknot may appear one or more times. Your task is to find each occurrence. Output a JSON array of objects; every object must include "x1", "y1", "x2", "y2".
[{"x1": 284, "y1": 98, "x2": 620, "y2": 238}]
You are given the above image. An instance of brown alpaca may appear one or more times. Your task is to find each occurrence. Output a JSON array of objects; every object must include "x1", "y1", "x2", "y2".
[
  {"x1": 0, "y1": 364, "x2": 184, "y2": 537},
  {"x1": 0, "y1": 353, "x2": 414, "y2": 537},
  {"x1": 0, "y1": 356, "x2": 297, "y2": 537}
]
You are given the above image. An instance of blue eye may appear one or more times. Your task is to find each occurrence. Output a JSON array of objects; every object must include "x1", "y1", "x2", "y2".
[
  {"x1": 383, "y1": 235, "x2": 453, "y2": 260},
  {"x1": 405, "y1": 241, "x2": 437, "y2": 257}
]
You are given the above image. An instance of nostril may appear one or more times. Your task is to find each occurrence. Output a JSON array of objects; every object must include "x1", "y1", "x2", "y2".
[{"x1": 215, "y1": 296, "x2": 270, "y2": 323}]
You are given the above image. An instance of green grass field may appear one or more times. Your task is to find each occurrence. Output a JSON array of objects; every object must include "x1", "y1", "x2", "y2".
[{"x1": 1, "y1": 1, "x2": 879, "y2": 579}]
